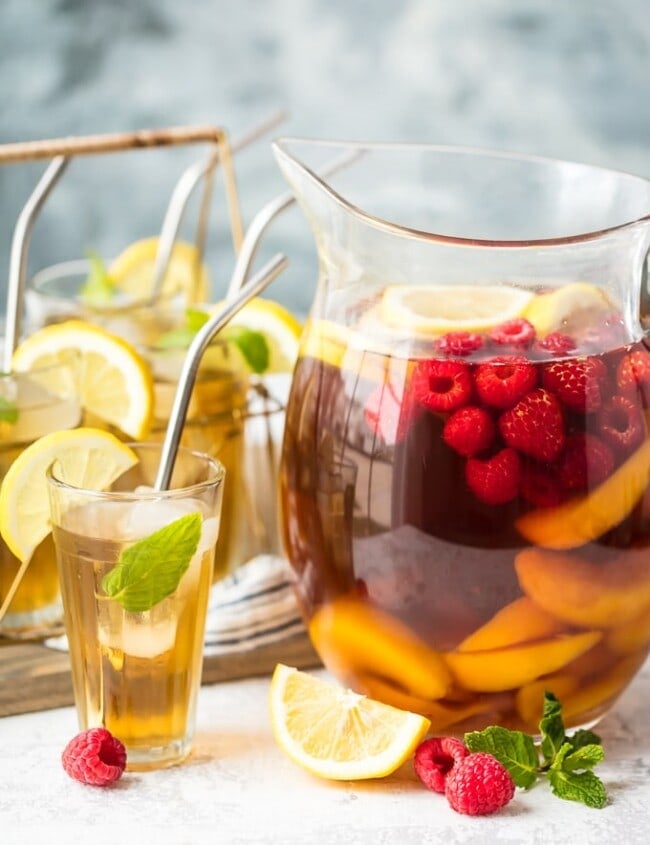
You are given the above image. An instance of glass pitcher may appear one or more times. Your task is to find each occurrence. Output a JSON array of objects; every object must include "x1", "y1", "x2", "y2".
[{"x1": 274, "y1": 139, "x2": 650, "y2": 734}]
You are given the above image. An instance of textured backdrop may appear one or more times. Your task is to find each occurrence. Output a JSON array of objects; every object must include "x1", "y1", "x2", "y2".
[{"x1": 1, "y1": 0, "x2": 648, "y2": 316}]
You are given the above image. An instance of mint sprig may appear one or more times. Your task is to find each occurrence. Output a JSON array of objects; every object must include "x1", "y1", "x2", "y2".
[
  {"x1": 0, "y1": 396, "x2": 19, "y2": 424},
  {"x1": 465, "y1": 691, "x2": 607, "y2": 809},
  {"x1": 101, "y1": 512, "x2": 202, "y2": 612},
  {"x1": 80, "y1": 250, "x2": 115, "y2": 305},
  {"x1": 155, "y1": 308, "x2": 270, "y2": 373}
]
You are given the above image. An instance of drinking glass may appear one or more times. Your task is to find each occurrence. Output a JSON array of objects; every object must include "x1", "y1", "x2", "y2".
[{"x1": 47, "y1": 442, "x2": 224, "y2": 770}]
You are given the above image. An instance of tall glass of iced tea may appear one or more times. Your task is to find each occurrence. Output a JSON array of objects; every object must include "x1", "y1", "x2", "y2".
[{"x1": 275, "y1": 140, "x2": 650, "y2": 734}]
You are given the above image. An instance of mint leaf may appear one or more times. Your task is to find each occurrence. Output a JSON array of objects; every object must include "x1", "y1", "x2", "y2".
[
  {"x1": 465, "y1": 726, "x2": 539, "y2": 789},
  {"x1": 101, "y1": 512, "x2": 202, "y2": 612},
  {"x1": 563, "y1": 744, "x2": 605, "y2": 772},
  {"x1": 540, "y1": 691, "x2": 566, "y2": 767},
  {"x1": 222, "y1": 325, "x2": 269, "y2": 374},
  {"x1": 81, "y1": 250, "x2": 115, "y2": 305},
  {"x1": 154, "y1": 327, "x2": 198, "y2": 350},
  {"x1": 0, "y1": 397, "x2": 19, "y2": 424},
  {"x1": 186, "y1": 308, "x2": 209, "y2": 333},
  {"x1": 568, "y1": 729, "x2": 602, "y2": 751},
  {"x1": 548, "y1": 742, "x2": 607, "y2": 808}
]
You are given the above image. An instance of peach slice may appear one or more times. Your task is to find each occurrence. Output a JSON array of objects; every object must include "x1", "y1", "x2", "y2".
[
  {"x1": 515, "y1": 675, "x2": 581, "y2": 727},
  {"x1": 457, "y1": 596, "x2": 567, "y2": 652},
  {"x1": 606, "y1": 611, "x2": 650, "y2": 656},
  {"x1": 354, "y1": 672, "x2": 496, "y2": 730},
  {"x1": 443, "y1": 631, "x2": 601, "y2": 692},
  {"x1": 309, "y1": 596, "x2": 452, "y2": 700},
  {"x1": 515, "y1": 547, "x2": 650, "y2": 628},
  {"x1": 516, "y1": 435, "x2": 650, "y2": 549},
  {"x1": 560, "y1": 653, "x2": 644, "y2": 721}
]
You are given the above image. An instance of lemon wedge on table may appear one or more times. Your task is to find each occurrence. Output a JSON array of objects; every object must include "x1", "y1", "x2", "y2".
[
  {"x1": 269, "y1": 664, "x2": 430, "y2": 781},
  {"x1": 379, "y1": 284, "x2": 534, "y2": 336},
  {"x1": 109, "y1": 237, "x2": 210, "y2": 304},
  {"x1": 210, "y1": 297, "x2": 303, "y2": 373},
  {"x1": 12, "y1": 320, "x2": 154, "y2": 440},
  {"x1": 0, "y1": 428, "x2": 138, "y2": 563}
]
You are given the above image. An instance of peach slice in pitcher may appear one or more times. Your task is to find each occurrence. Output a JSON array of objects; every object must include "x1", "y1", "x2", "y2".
[
  {"x1": 456, "y1": 596, "x2": 568, "y2": 652},
  {"x1": 515, "y1": 547, "x2": 650, "y2": 629}
]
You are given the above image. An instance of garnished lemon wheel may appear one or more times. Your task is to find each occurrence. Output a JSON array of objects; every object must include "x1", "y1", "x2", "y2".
[
  {"x1": 13, "y1": 321, "x2": 154, "y2": 440},
  {"x1": 269, "y1": 664, "x2": 430, "y2": 781},
  {"x1": 0, "y1": 428, "x2": 137, "y2": 563},
  {"x1": 109, "y1": 237, "x2": 210, "y2": 304},
  {"x1": 379, "y1": 284, "x2": 534, "y2": 336}
]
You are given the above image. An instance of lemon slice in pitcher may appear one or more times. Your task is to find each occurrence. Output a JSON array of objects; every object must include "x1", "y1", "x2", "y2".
[
  {"x1": 269, "y1": 664, "x2": 430, "y2": 780},
  {"x1": 109, "y1": 237, "x2": 210, "y2": 303},
  {"x1": 13, "y1": 321, "x2": 154, "y2": 440},
  {"x1": 0, "y1": 428, "x2": 138, "y2": 562},
  {"x1": 379, "y1": 284, "x2": 534, "y2": 336}
]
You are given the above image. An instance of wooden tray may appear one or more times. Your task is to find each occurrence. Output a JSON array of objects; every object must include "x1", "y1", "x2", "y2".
[{"x1": 0, "y1": 633, "x2": 320, "y2": 718}]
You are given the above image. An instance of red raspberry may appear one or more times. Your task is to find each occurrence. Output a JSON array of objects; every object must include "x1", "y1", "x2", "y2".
[
  {"x1": 365, "y1": 380, "x2": 411, "y2": 444},
  {"x1": 411, "y1": 359, "x2": 473, "y2": 413},
  {"x1": 542, "y1": 358, "x2": 608, "y2": 413},
  {"x1": 414, "y1": 737, "x2": 469, "y2": 794},
  {"x1": 62, "y1": 728, "x2": 127, "y2": 787},
  {"x1": 597, "y1": 395, "x2": 645, "y2": 454},
  {"x1": 617, "y1": 348, "x2": 650, "y2": 393},
  {"x1": 435, "y1": 332, "x2": 484, "y2": 357},
  {"x1": 488, "y1": 318, "x2": 536, "y2": 348},
  {"x1": 466, "y1": 447, "x2": 521, "y2": 505},
  {"x1": 519, "y1": 461, "x2": 565, "y2": 507},
  {"x1": 557, "y1": 433, "x2": 615, "y2": 491},
  {"x1": 475, "y1": 356, "x2": 537, "y2": 409},
  {"x1": 445, "y1": 752, "x2": 515, "y2": 816},
  {"x1": 536, "y1": 332, "x2": 576, "y2": 356},
  {"x1": 443, "y1": 406, "x2": 495, "y2": 457},
  {"x1": 499, "y1": 388, "x2": 566, "y2": 461}
]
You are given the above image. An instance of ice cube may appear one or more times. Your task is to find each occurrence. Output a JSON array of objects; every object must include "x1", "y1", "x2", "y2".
[
  {"x1": 119, "y1": 496, "x2": 205, "y2": 540},
  {"x1": 97, "y1": 597, "x2": 177, "y2": 658}
]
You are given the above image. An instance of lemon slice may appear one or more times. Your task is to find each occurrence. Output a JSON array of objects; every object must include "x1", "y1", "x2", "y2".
[
  {"x1": 211, "y1": 297, "x2": 302, "y2": 373},
  {"x1": 109, "y1": 238, "x2": 210, "y2": 304},
  {"x1": 269, "y1": 664, "x2": 430, "y2": 781},
  {"x1": 379, "y1": 284, "x2": 534, "y2": 336},
  {"x1": 523, "y1": 282, "x2": 612, "y2": 338},
  {"x1": 13, "y1": 321, "x2": 154, "y2": 440},
  {"x1": 0, "y1": 428, "x2": 138, "y2": 562}
]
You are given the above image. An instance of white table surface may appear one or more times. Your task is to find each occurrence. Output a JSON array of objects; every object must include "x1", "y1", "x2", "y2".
[{"x1": 1, "y1": 661, "x2": 648, "y2": 845}]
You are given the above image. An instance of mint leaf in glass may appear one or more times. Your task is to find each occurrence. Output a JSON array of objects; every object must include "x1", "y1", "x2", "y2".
[
  {"x1": 549, "y1": 744, "x2": 607, "y2": 808},
  {"x1": 101, "y1": 512, "x2": 202, "y2": 612},
  {"x1": 465, "y1": 726, "x2": 539, "y2": 789},
  {"x1": 0, "y1": 397, "x2": 19, "y2": 424},
  {"x1": 222, "y1": 325, "x2": 269, "y2": 374},
  {"x1": 80, "y1": 251, "x2": 115, "y2": 306},
  {"x1": 540, "y1": 691, "x2": 566, "y2": 767}
]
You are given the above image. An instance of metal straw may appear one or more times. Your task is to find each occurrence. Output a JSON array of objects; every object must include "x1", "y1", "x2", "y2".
[
  {"x1": 3, "y1": 156, "x2": 69, "y2": 371},
  {"x1": 225, "y1": 147, "x2": 363, "y2": 298},
  {"x1": 153, "y1": 252, "x2": 288, "y2": 491}
]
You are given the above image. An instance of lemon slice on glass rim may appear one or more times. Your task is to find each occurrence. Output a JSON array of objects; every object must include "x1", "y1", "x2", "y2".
[
  {"x1": 379, "y1": 284, "x2": 534, "y2": 336},
  {"x1": 12, "y1": 320, "x2": 154, "y2": 440},
  {"x1": 0, "y1": 428, "x2": 138, "y2": 563},
  {"x1": 109, "y1": 237, "x2": 210, "y2": 304},
  {"x1": 269, "y1": 664, "x2": 430, "y2": 781}
]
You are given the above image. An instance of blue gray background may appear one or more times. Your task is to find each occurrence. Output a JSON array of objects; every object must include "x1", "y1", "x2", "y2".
[{"x1": 1, "y1": 0, "x2": 648, "y2": 317}]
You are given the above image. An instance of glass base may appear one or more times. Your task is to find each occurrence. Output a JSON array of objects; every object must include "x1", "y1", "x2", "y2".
[
  {"x1": 125, "y1": 737, "x2": 193, "y2": 772},
  {"x1": 0, "y1": 600, "x2": 63, "y2": 640}
]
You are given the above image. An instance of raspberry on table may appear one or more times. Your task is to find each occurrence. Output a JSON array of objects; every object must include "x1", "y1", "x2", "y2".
[
  {"x1": 62, "y1": 727, "x2": 127, "y2": 787},
  {"x1": 435, "y1": 331, "x2": 484, "y2": 357},
  {"x1": 597, "y1": 395, "x2": 645, "y2": 455},
  {"x1": 535, "y1": 332, "x2": 576, "y2": 356},
  {"x1": 445, "y1": 752, "x2": 515, "y2": 816},
  {"x1": 557, "y1": 433, "x2": 615, "y2": 491},
  {"x1": 542, "y1": 359, "x2": 608, "y2": 413},
  {"x1": 465, "y1": 447, "x2": 521, "y2": 505},
  {"x1": 414, "y1": 737, "x2": 469, "y2": 794},
  {"x1": 475, "y1": 356, "x2": 537, "y2": 409},
  {"x1": 411, "y1": 359, "x2": 473, "y2": 413},
  {"x1": 488, "y1": 318, "x2": 536, "y2": 348},
  {"x1": 443, "y1": 406, "x2": 495, "y2": 457},
  {"x1": 499, "y1": 388, "x2": 565, "y2": 462}
]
